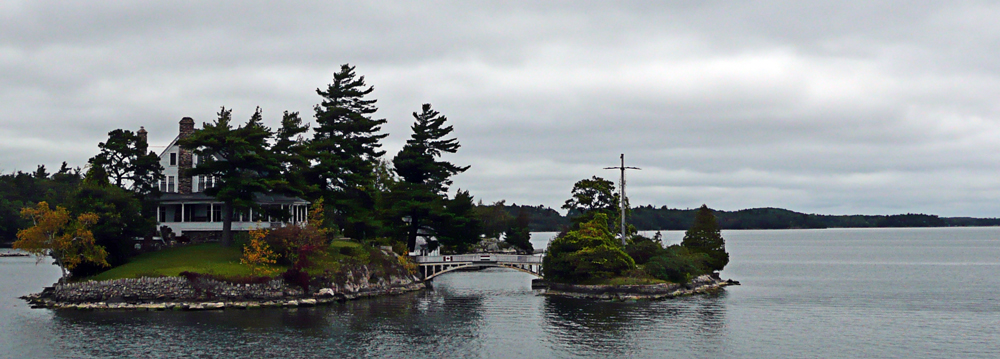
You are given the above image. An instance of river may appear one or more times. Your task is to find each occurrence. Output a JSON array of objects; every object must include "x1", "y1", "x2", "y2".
[{"x1": 2, "y1": 227, "x2": 999, "y2": 358}]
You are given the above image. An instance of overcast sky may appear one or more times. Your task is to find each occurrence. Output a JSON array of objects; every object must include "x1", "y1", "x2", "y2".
[{"x1": 3, "y1": 1, "x2": 1000, "y2": 217}]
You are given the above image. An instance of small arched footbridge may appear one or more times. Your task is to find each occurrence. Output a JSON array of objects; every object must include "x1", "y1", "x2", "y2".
[{"x1": 413, "y1": 254, "x2": 543, "y2": 280}]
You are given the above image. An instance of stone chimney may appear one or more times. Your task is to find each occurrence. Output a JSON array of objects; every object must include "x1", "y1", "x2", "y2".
[
  {"x1": 178, "y1": 117, "x2": 195, "y2": 194},
  {"x1": 137, "y1": 126, "x2": 148, "y2": 143}
]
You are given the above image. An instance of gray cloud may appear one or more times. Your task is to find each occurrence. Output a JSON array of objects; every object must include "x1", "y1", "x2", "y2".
[{"x1": 3, "y1": 1, "x2": 1000, "y2": 217}]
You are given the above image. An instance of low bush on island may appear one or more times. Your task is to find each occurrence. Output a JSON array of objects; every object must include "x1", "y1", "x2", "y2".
[
  {"x1": 544, "y1": 202, "x2": 729, "y2": 285},
  {"x1": 543, "y1": 213, "x2": 635, "y2": 283}
]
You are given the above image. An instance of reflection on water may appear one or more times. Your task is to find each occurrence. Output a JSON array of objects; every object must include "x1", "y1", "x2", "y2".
[{"x1": 543, "y1": 292, "x2": 727, "y2": 358}]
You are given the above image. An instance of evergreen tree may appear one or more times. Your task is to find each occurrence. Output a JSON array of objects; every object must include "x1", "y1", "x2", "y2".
[
  {"x1": 393, "y1": 104, "x2": 469, "y2": 192},
  {"x1": 88, "y1": 129, "x2": 164, "y2": 226},
  {"x1": 504, "y1": 208, "x2": 533, "y2": 254},
  {"x1": 391, "y1": 103, "x2": 469, "y2": 251},
  {"x1": 179, "y1": 107, "x2": 282, "y2": 246},
  {"x1": 88, "y1": 129, "x2": 164, "y2": 198},
  {"x1": 681, "y1": 204, "x2": 729, "y2": 271},
  {"x1": 473, "y1": 200, "x2": 512, "y2": 239},
  {"x1": 271, "y1": 111, "x2": 312, "y2": 202},
  {"x1": 433, "y1": 190, "x2": 481, "y2": 253},
  {"x1": 309, "y1": 64, "x2": 388, "y2": 240}
]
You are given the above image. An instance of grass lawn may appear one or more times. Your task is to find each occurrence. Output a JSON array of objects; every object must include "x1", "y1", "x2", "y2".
[
  {"x1": 86, "y1": 239, "x2": 374, "y2": 282},
  {"x1": 86, "y1": 243, "x2": 274, "y2": 281}
]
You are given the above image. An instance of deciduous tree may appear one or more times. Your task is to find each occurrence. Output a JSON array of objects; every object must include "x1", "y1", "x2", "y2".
[
  {"x1": 562, "y1": 176, "x2": 623, "y2": 233},
  {"x1": 13, "y1": 202, "x2": 109, "y2": 279},
  {"x1": 242, "y1": 226, "x2": 278, "y2": 276}
]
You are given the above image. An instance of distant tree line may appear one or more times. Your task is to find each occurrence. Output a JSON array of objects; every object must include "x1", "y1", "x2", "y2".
[{"x1": 495, "y1": 204, "x2": 1000, "y2": 232}]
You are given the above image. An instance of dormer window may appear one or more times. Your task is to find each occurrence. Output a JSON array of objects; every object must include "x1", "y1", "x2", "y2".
[{"x1": 170, "y1": 153, "x2": 177, "y2": 166}]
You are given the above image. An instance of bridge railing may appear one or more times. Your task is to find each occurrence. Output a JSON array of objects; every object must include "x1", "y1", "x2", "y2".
[{"x1": 414, "y1": 254, "x2": 542, "y2": 264}]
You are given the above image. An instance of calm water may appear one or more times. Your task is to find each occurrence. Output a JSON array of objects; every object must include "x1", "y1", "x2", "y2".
[{"x1": 2, "y1": 227, "x2": 1000, "y2": 358}]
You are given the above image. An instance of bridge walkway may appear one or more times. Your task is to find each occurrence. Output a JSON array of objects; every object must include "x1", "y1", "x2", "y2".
[{"x1": 413, "y1": 254, "x2": 543, "y2": 280}]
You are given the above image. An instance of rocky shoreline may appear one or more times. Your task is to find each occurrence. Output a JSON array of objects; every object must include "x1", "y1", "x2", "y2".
[
  {"x1": 541, "y1": 274, "x2": 740, "y2": 300},
  {"x1": 21, "y1": 265, "x2": 427, "y2": 311}
]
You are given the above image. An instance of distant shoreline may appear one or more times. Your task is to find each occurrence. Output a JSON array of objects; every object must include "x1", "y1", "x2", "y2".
[{"x1": 506, "y1": 204, "x2": 1000, "y2": 232}]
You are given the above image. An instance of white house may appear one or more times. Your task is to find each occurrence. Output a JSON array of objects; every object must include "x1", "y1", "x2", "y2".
[{"x1": 151, "y1": 117, "x2": 310, "y2": 240}]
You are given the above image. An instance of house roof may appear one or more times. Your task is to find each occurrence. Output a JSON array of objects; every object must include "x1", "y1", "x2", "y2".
[
  {"x1": 158, "y1": 135, "x2": 180, "y2": 159},
  {"x1": 159, "y1": 192, "x2": 309, "y2": 205}
]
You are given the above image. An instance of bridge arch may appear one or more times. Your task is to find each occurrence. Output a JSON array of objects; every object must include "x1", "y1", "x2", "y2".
[{"x1": 414, "y1": 254, "x2": 543, "y2": 281}]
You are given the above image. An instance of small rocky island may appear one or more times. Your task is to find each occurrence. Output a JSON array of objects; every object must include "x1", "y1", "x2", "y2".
[
  {"x1": 22, "y1": 255, "x2": 425, "y2": 310},
  {"x1": 537, "y1": 204, "x2": 739, "y2": 300}
]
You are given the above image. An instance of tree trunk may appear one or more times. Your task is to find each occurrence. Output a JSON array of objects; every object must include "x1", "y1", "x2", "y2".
[
  {"x1": 221, "y1": 202, "x2": 233, "y2": 247},
  {"x1": 406, "y1": 217, "x2": 418, "y2": 254}
]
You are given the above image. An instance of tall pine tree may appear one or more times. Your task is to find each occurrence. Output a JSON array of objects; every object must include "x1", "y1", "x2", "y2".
[
  {"x1": 309, "y1": 64, "x2": 388, "y2": 240},
  {"x1": 272, "y1": 111, "x2": 312, "y2": 201},
  {"x1": 392, "y1": 103, "x2": 470, "y2": 252},
  {"x1": 179, "y1": 107, "x2": 282, "y2": 246}
]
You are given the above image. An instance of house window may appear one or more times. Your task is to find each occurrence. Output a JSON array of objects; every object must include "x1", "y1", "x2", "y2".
[
  {"x1": 167, "y1": 176, "x2": 175, "y2": 193},
  {"x1": 159, "y1": 178, "x2": 166, "y2": 192},
  {"x1": 170, "y1": 153, "x2": 177, "y2": 166},
  {"x1": 198, "y1": 175, "x2": 205, "y2": 192}
]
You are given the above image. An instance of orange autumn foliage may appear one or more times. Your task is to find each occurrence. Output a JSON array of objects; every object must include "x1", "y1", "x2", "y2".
[
  {"x1": 241, "y1": 225, "x2": 278, "y2": 276},
  {"x1": 14, "y1": 201, "x2": 109, "y2": 279}
]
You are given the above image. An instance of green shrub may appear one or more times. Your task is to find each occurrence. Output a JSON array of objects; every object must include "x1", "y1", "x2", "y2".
[
  {"x1": 644, "y1": 245, "x2": 708, "y2": 284},
  {"x1": 625, "y1": 238, "x2": 664, "y2": 265},
  {"x1": 543, "y1": 213, "x2": 635, "y2": 283},
  {"x1": 566, "y1": 244, "x2": 636, "y2": 281}
]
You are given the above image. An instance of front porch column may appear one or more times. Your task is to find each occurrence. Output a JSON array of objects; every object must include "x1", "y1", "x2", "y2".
[{"x1": 181, "y1": 203, "x2": 185, "y2": 222}]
